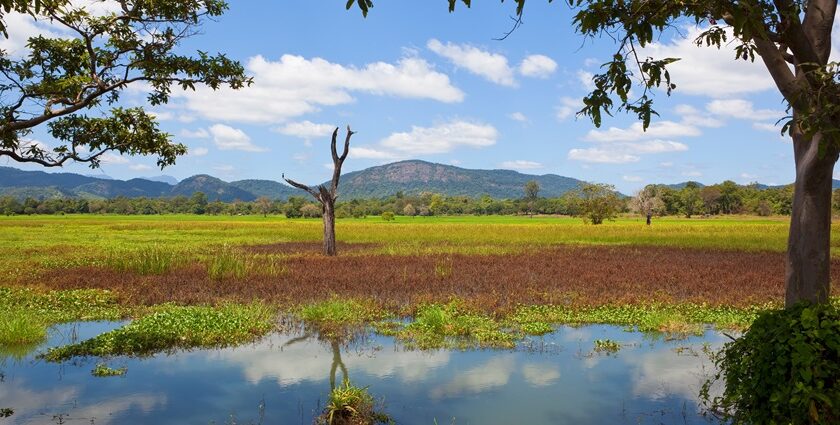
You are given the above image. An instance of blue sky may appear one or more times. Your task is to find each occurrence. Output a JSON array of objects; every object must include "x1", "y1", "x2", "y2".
[{"x1": 6, "y1": 1, "x2": 836, "y2": 194}]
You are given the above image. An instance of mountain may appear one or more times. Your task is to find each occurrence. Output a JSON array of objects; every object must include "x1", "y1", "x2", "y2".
[
  {"x1": 230, "y1": 179, "x2": 299, "y2": 200},
  {"x1": 171, "y1": 175, "x2": 257, "y2": 202},
  {"x1": 335, "y1": 160, "x2": 584, "y2": 199},
  {"x1": 0, "y1": 167, "x2": 171, "y2": 199},
  {"x1": 144, "y1": 175, "x2": 180, "y2": 185}
]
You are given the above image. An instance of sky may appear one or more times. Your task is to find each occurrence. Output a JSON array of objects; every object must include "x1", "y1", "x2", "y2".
[{"x1": 4, "y1": 1, "x2": 839, "y2": 194}]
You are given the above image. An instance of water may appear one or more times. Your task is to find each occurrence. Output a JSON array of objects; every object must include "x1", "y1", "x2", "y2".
[{"x1": 0, "y1": 322, "x2": 725, "y2": 424}]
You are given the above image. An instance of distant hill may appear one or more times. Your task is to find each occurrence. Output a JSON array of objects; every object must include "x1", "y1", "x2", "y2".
[
  {"x1": 230, "y1": 179, "x2": 299, "y2": 200},
  {"x1": 0, "y1": 167, "x2": 171, "y2": 199},
  {"x1": 171, "y1": 175, "x2": 257, "y2": 202},
  {"x1": 336, "y1": 160, "x2": 585, "y2": 199},
  {"x1": 144, "y1": 175, "x2": 179, "y2": 185}
]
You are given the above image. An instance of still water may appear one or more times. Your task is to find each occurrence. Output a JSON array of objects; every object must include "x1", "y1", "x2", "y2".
[{"x1": 1, "y1": 322, "x2": 725, "y2": 424}]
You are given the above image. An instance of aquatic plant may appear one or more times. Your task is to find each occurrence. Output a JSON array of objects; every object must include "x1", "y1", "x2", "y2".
[
  {"x1": 593, "y1": 339, "x2": 621, "y2": 354},
  {"x1": 91, "y1": 363, "x2": 127, "y2": 377},
  {"x1": 318, "y1": 380, "x2": 391, "y2": 425},
  {"x1": 42, "y1": 303, "x2": 276, "y2": 361}
]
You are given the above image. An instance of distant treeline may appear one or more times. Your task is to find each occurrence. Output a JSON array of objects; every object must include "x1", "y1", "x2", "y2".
[{"x1": 0, "y1": 180, "x2": 826, "y2": 218}]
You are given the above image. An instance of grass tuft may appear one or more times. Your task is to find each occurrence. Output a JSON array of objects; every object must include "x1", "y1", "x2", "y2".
[
  {"x1": 298, "y1": 298, "x2": 387, "y2": 337},
  {"x1": 105, "y1": 245, "x2": 183, "y2": 275},
  {"x1": 42, "y1": 303, "x2": 276, "y2": 361},
  {"x1": 317, "y1": 379, "x2": 391, "y2": 425}
]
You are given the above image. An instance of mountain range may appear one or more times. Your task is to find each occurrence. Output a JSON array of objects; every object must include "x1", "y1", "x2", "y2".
[{"x1": 0, "y1": 160, "x2": 588, "y2": 201}]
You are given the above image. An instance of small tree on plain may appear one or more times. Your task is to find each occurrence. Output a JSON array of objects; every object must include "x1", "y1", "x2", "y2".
[
  {"x1": 255, "y1": 197, "x2": 272, "y2": 217},
  {"x1": 524, "y1": 180, "x2": 540, "y2": 217},
  {"x1": 631, "y1": 185, "x2": 664, "y2": 225},
  {"x1": 574, "y1": 182, "x2": 622, "y2": 225},
  {"x1": 283, "y1": 126, "x2": 354, "y2": 256}
]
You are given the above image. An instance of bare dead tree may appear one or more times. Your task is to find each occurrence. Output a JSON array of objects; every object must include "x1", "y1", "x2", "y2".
[{"x1": 283, "y1": 126, "x2": 354, "y2": 256}]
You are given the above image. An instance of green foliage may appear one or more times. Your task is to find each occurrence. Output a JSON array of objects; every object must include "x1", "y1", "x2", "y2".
[
  {"x1": 319, "y1": 379, "x2": 391, "y2": 425},
  {"x1": 593, "y1": 339, "x2": 621, "y2": 354},
  {"x1": 0, "y1": 314, "x2": 45, "y2": 346},
  {"x1": 572, "y1": 182, "x2": 623, "y2": 225},
  {"x1": 207, "y1": 245, "x2": 249, "y2": 280},
  {"x1": 398, "y1": 302, "x2": 516, "y2": 349},
  {"x1": 0, "y1": 0, "x2": 249, "y2": 168},
  {"x1": 105, "y1": 244, "x2": 184, "y2": 275},
  {"x1": 381, "y1": 211, "x2": 395, "y2": 221},
  {"x1": 298, "y1": 299, "x2": 387, "y2": 337},
  {"x1": 42, "y1": 303, "x2": 276, "y2": 360},
  {"x1": 702, "y1": 303, "x2": 840, "y2": 425},
  {"x1": 91, "y1": 363, "x2": 127, "y2": 377}
]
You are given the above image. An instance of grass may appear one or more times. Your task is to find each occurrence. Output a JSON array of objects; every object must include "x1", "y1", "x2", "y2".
[
  {"x1": 0, "y1": 288, "x2": 126, "y2": 350},
  {"x1": 42, "y1": 303, "x2": 276, "y2": 361},
  {"x1": 317, "y1": 379, "x2": 391, "y2": 425},
  {"x1": 105, "y1": 244, "x2": 185, "y2": 275},
  {"x1": 91, "y1": 363, "x2": 127, "y2": 377},
  {"x1": 298, "y1": 299, "x2": 388, "y2": 337}
]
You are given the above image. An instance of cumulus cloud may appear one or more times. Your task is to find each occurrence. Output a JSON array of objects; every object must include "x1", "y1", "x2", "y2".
[
  {"x1": 100, "y1": 152, "x2": 129, "y2": 164},
  {"x1": 274, "y1": 121, "x2": 336, "y2": 139},
  {"x1": 568, "y1": 140, "x2": 687, "y2": 164},
  {"x1": 427, "y1": 39, "x2": 516, "y2": 86},
  {"x1": 556, "y1": 97, "x2": 582, "y2": 121},
  {"x1": 500, "y1": 160, "x2": 543, "y2": 170},
  {"x1": 568, "y1": 148, "x2": 641, "y2": 164},
  {"x1": 350, "y1": 146, "x2": 403, "y2": 160},
  {"x1": 380, "y1": 120, "x2": 498, "y2": 155},
  {"x1": 189, "y1": 147, "x2": 209, "y2": 157},
  {"x1": 706, "y1": 99, "x2": 784, "y2": 121},
  {"x1": 577, "y1": 70, "x2": 596, "y2": 90},
  {"x1": 208, "y1": 124, "x2": 265, "y2": 152},
  {"x1": 584, "y1": 121, "x2": 700, "y2": 142},
  {"x1": 176, "y1": 54, "x2": 464, "y2": 123},
  {"x1": 637, "y1": 26, "x2": 775, "y2": 97},
  {"x1": 519, "y1": 54, "x2": 557, "y2": 78},
  {"x1": 179, "y1": 128, "x2": 209, "y2": 139},
  {"x1": 509, "y1": 112, "x2": 529, "y2": 122}
]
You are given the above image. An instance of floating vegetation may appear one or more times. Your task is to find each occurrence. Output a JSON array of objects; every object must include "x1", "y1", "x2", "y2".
[
  {"x1": 593, "y1": 339, "x2": 622, "y2": 354},
  {"x1": 91, "y1": 363, "x2": 127, "y2": 377}
]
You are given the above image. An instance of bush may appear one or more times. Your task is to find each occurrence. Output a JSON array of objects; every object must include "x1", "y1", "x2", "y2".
[
  {"x1": 381, "y1": 211, "x2": 395, "y2": 221},
  {"x1": 702, "y1": 303, "x2": 839, "y2": 424}
]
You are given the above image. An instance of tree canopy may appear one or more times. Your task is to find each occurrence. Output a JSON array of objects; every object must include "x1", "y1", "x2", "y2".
[{"x1": 0, "y1": 0, "x2": 250, "y2": 168}]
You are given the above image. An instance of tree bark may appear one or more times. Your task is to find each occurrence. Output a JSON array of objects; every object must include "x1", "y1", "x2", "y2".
[
  {"x1": 785, "y1": 127, "x2": 838, "y2": 307},
  {"x1": 323, "y1": 200, "x2": 337, "y2": 256}
]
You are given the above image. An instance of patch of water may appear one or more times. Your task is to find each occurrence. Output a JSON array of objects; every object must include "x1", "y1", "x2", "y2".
[{"x1": 0, "y1": 323, "x2": 725, "y2": 424}]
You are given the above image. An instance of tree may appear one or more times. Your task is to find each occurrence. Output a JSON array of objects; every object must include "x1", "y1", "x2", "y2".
[
  {"x1": 631, "y1": 184, "x2": 664, "y2": 225},
  {"x1": 678, "y1": 184, "x2": 704, "y2": 218},
  {"x1": 524, "y1": 180, "x2": 540, "y2": 217},
  {"x1": 0, "y1": 1, "x2": 249, "y2": 169},
  {"x1": 255, "y1": 196, "x2": 272, "y2": 217},
  {"x1": 402, "y1": 203, "x2": 416, "y2": 216},
  {"x1": 189, "y1": 192, "x2": 208, "y2": 215},
  {"x1": 349, "y1": 0, "x2": 840, "y2": 306},
  {"x1": 573, "y1": 182, "x2": 622, "y2": 225},
  {"x1": 284, "y1": 126, "x2": 354, "y2": 256}
]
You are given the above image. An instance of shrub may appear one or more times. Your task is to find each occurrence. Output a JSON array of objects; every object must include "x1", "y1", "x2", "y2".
[
  {"x1": 702, "y1": 303, "x2": 839, "y2": 424},
  {"x1": 381, "y1": 211, "x2": 395, "y2": 221}
]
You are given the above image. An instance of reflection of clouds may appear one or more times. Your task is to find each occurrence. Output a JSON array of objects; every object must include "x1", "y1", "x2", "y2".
[
  {"x1": 58, "y1": 394, "x2": 167, "y2": 424},
  {"x1": 626, "y1": 343, "x2": 722, "y2": 401},
  {"x1": 0, "y1": 379, "x2": 164, "y2": 425},
  {"x1": 215, "y1": 334, "x2": 450, "y2": 386},
  {"x1": 430, "y1": 356, "x2": 516, "y2": 399},
  {"x1": 521, "y1": 363, "x2": 560, "y2": 387}
]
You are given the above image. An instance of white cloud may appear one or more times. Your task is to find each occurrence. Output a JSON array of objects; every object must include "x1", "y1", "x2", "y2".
[
  {"x1": 208, "y1": 124, "x2": 265, "y2": 152},
  {"x1": 683, "y1": 170, "x2": 703, "y2": 177},
  {"x1": 380, "y1": 120, "x2": 498, "y2": 155},
  {"x1": 0, "y1": 13, "x2": 64, "y2": 57},
  {"x1": 584, "y1": 121, "x2": 700, "y2": 142},
  {"x1": 176, "y1": 54, "x2": 464, "y2": 123},
  {"x1": 179, "y1": 128, "x2": 209, "y2": 139},
  {"x1": 623, "y1": 175, "x2": 643, "y2": 182},
  {"x1": 556, "y1": 97, "x2": 581, "y2": 121},
  {"x1": 519, "y1": 54, "x2": 557, "y2": 78},
  {"x1": 509, "y1": 112, "x2": 529, "y2": 122},
  {"x1": 674, "y1": 104, "x2": 724, "y2": 128},
  {"x1": 638, "y1": 26, "x2": 775, "y2": 98},
  {"x1": 275, "y1": 121, "x2": 336, "y2": 139},
  {"x1": 129, "y1": 164, "x2": 152, "y2": 171},
  {"x1": 740, "y1": 172, "x2": 758, "y2": 180},
  {"x1": 568, "y1": 148, "x2": 640, "y2": 164},
  {"x1": 706, "y1": 99, "x2": 784, "y2": 121},
  {"x1": 190, "y1": 147, "x2": 209, "y2": 157},
  {"x1": 427, "y1": 39, "x2": 516, "y2": 86},
  {"x1": 660, "y1": 161, "x2": 674, "y2": 167},
  {"x1": 753, "y1": 122, "x2": 781, "y2": 132},
  {"x1": 568, "y1": 140, "x2": 687, "y2": 164},
  {"x1": 500, "y1": 160, "x2": 543, "y2": 170},
  {"x1": 100, "y1": 152, "x2": 129, "y2": 164},
  {"x1": 577, "y1": 70, "x2": 596, "y2": 90},
  {"x1": 521, "y1": 363, "x2": 561, "y2": 387},
  {"x1": 148, "y1": 110, "x2": 173, "y2": 121},
  {"x1": 350, "y1": 146, "x2": 403, "y2": 160}
]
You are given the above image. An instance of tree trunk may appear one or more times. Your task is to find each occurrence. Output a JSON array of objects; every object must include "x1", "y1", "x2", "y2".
[
  {"x1": 785, "y1": 128, "x2": 838, "y2": 307},
  {"x1": 646, "y1": 214, "x2": 651, "y2": 225},
  {"x1": 322, "y1": 200, "x2": 337, "y2": 256}
]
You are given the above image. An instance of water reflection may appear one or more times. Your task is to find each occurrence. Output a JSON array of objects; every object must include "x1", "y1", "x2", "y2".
[{"x1": 0, "y1": 322, "x2": 725, "y2": 424}]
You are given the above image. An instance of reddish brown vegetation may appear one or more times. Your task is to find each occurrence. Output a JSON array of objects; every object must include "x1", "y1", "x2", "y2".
[
  {"x1": 242, "y1": 242, "x2": 379, "y2": 255},
  {"x1": 38, "y1": 245, "x2": 838, "y2": 313}
]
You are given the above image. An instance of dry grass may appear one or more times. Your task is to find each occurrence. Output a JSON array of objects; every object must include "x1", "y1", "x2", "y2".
[{"x1": 36, "y1": 244, "x2": 828, "y2": 314}]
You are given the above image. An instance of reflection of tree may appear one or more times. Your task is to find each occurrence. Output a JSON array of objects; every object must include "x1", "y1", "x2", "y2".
[{"x1": 282, "y1": 334, "x2": 348, "y2": 390}]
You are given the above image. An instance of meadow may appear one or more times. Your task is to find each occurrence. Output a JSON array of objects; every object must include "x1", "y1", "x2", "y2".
[{"x1": 2, "y1": 214, "x2": 838, "y2": 355}]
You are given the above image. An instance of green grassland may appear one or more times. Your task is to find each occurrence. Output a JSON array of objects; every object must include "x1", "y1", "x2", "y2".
[{"x1": 0, "y1": 214, "x2": 835, "y2": 357}]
